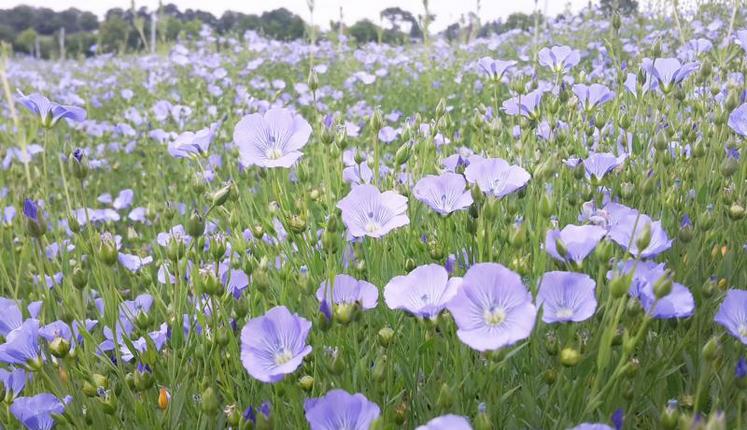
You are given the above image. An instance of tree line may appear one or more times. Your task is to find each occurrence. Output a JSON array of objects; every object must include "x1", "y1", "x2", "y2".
[{"x1": 0, "y1": 1, "x2": 639, "y2": 59}]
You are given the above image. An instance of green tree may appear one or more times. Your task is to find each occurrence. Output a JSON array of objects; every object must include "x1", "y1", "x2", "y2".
[
  {"x1": 98, "y1": 16, "x2": 130, "y2": 53},
  {"x1": 504, "y1": 12, "x2": 536, "y2": 31},
  {"x1": 600, "y1": 0, "x2": 639, "y2": 16},
  {"x1": 258, "y1": 8, "x2": 305, "y2": 40},
  {"x1": 15, "y1": 27, "x2": 36, "y2": 55},
  {"x1": 349, "y1": 19, "x2": 380, "y2": 45}
]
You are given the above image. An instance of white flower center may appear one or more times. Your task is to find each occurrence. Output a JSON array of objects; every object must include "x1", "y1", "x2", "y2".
[
  {"x1": 266, "y1": 148, "x2": 283, "y2": 160},
  {"x1": 739, "y1": 324, "x2": 747, "y2": 338},
  {"x1": 365, "y1": 221, "x2": 380, "y2": 233},
  {"x1": 274, "y1": 349, "x2": 293, "y2": 366},
  {"x1": 556, "y1": 308, "x2": 574, "y2": 319},
  {"x1": 483, "y1": 307, "x2": 506, "y2": 326}
]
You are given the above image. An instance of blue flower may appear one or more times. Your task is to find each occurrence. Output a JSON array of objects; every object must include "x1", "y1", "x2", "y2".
[{"x1": 16, "y1": 91, "x2": 86, "y2": 128}]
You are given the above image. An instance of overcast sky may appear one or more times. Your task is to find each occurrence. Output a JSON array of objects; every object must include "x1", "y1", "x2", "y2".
[{"x1": 9, "y1": 0, "x2": 592, "y2": 31}]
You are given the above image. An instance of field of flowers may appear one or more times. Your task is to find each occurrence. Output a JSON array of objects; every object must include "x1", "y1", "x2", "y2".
[{"x1": 0, "y1": 5, "x2": 745, "y2": 430}]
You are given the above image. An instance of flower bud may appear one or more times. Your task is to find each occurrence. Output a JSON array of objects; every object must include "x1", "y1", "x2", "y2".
[
  {"x1": 660, "y1": 400, "x2": 679, "y2": 430},
  {"x1": 200, "y1": 387, "x2": 220, "y2": 415},
  {"x1": 210, "y1": 182, "x2": 234, "y2": 208},
  {"x1": 653, "y1": 272, "x2": 673, "y2": 299},
  {"x1": 49, "y1": 337, "x2": 70, "y2": 358},
  {"x1": 158, "y1": 387, "x2": 170, "y2": 410},
  {"x1": 394, "y1": 142, "x2": 412, "y2": 165},
  {"x1": 559, "y1": 347, "x2": 581, "y2": 367},
  {"x1": 99, "y1": 234, "x2": 119, "y2": 266},
  {"x1": 186, "y1": 210, "x2": 205, "y2": 238},
  {"x1": 298, "y1": 375, "x2": 314, "y2": 392},
  {"x1": 369, "y1": 108, "x2": 383, "y2": 132},
  {"x1": 372, "y1": 355, "x2": 387, "y2": 382},
  {"x1": 543, "y1": 369, "x2": 557, "y2": 385},
  {"x1": 69, "y1": 148, "x2": 88, "y2": 180},
  {"x1": 635, "y1": 222, "x2": 652, "y2": 254},
  {"x1": 378, "y1": 326, "x2": 395, "y2": 347},
  {"x1": 728, "y1": 203, "x2": 745, "y2": 220},
  {"x1": 702, "y1": 336, "x2": 720, "y2": 362},
  {"x1": 436, "y1": 383, "x2": 454, "y2": 409}
]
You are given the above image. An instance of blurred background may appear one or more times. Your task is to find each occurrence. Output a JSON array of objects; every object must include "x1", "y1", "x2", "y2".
[{"x1": 0, "y1": 0, "x2": 668, "y2": 59}]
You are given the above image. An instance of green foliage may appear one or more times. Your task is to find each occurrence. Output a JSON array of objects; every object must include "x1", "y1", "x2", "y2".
[
  {"x1": 98, "y1": 15, "x2": 130, "y2": 54},
  {"x1": 15, "y1": 27, "x2": 36, "y2": 54},
  {"x1": 349, "y1": 19, "x2": 380, "y2": 45},
  {"x1": 600, "y1": 0, "x2": 639, "y2": 16}
]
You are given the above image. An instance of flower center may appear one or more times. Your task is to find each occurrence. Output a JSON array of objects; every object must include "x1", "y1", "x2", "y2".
[
  {"x1": 556, "y1": 308, "x2": 574, "y2": 319},
  {"x1": 365, "y1": 221, "x2": 379, "y2": 233},
  {"x1": 274, "y1": 348, "x2": 293, "y2": 366},
  {"x1": 483, "y1": 306, "x2": 506, "y2": 326},
  {"x1": 739, "y1": 324, "x2": 747, "y2": 338},
  {"x1": 266, "y1": 148, "x2": 283, "y2": 160}
]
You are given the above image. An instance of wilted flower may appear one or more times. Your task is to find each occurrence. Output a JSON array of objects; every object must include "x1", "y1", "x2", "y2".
[
  {"x1": 240, "y1": 306, "x2": 312, "y2": 383},
  {"x1": 536, "y1": 271, "x2": 597, "y2": 323},
  {"x1": 384, "y1": 264, "x2": 462, "y2": 320},
  {"x1": 234, "y1": 108, "x2": 312, "y2": 168},
  {"x1": 715, "y1": 289, "x2": 747, "y2": 344},
  {"x1": 336, "y1": 184, "x2": 409, "y2": 238},
  {"x1": 446, "y1": 263, "x2": 536, "y2": 351},
  {"x1": 304, "y1": 389, "x2": 380, "y2": 430},
  {"x1": 413, "y1": 173, "x2": 473, "y2": 216},
  {"x1": 16, "y1": 91, "x2": 86, "y2": 127}
]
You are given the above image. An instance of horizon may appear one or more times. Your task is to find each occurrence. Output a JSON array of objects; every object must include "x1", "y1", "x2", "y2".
[{"x1": 3, "y1": 0, "x2": 592, "y2": 32}]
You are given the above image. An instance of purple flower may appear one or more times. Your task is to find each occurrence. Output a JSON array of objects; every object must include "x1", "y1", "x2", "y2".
[
  {"x1": 545, "y1": 224, "x2": 607, "y2": 265},
  {"x1": 642, "y1": 58, "x2": 699, "y2": 92},
  {"x1": 569, "y1": 424, "x2": 613, "y2": 430},
  {"x1": 446, "y1": 263, "x2": 536, "y2": 351},
  {"x1": 608, "y1": 212, "x2": 672, "y2": 258},
  {"x1": 573, "y1": 84, "x2": 615, "y2": 111},
  {"x1": 465, "y1": 158, "x2": 531, "y2": 198},
  {"x1": 416, "y1": 414, "x2": 472, "y2": 430},
  {"x1": 16, "y1": 91, "x2": 86, "y2": 127},
  {"x1": 234, "y1": 108, "x2": 312, "y2": 168},
  {"x1": 538, "y1": 45, "x2": 581, "y2": 73},
  {"x1": 316, "y1": 274, "x2": 378, "y2": 310},
  {"x1": 413, "y1": 173, "x2": 473, "y2": 216},
  {"x1": 0, "y1": 298, "x2": 23, "y2": 336},
  {"x1": 384, "y1": 264, "x2": 462, "y2": 320},
  {"x1": 336, "y1": 184, "x2": 409, "y2": 238},
  {"x1": 240, "y1": 306, "x2": 311, "y2": 383},
  {"x1": 0, "y1": 319, "x2": 42, "y2": 368},
  {"x1": 728, "y1": 103, "x2": 747, "y2": 137},
  {"x1": 737, "y1": 357, "x2": 747, "y2": 378},
  {"x1": 736, "y1": 30, "x2": 747, "y2": 53},
  {"x1": 378, "y1": 126, "x2": 398, "y2": 143},
  {"x1": 537, "y1": 271, "x2": 597, "y2": 323},
  {"x1": 583, "y1": 152, "x2": 626, "y2": 181},
  {"x1": 715, "y1": 290, "x2": 747, "y2": 344},
  {"x1": 476, "y1": 57, "x2": 517, "y2": 80},
  {"x1": 502, "y1": 89, "x2": 544, "y2": 119},
  {"x1": 22, "y1": 199, "x2": 39, "y2": 222},
  {"x1": 610, "y1": 261, "x2": 695, "y2": 319},
  {"x1": 304, "y1": 389, "x2": 380, "y2": 430},
  {"x1": 168, "y1": 122, "x2": 219, "y2": 158},
  {"x1": 0, "y1": 368, "x2": 27, "y2": 401},
  {"x1": 10, "y1": 393, "x2": 70, "y2": 430}
]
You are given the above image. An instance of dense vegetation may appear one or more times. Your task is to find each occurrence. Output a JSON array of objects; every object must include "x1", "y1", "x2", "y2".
[{"x1": 0, "y1": 1, "x2": 745, "y2": 429}]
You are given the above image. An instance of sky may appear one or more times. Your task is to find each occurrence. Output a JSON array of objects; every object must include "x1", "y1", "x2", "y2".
[{"x1": 8, "y1": 0, "x2": 592, "y2": 31}]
